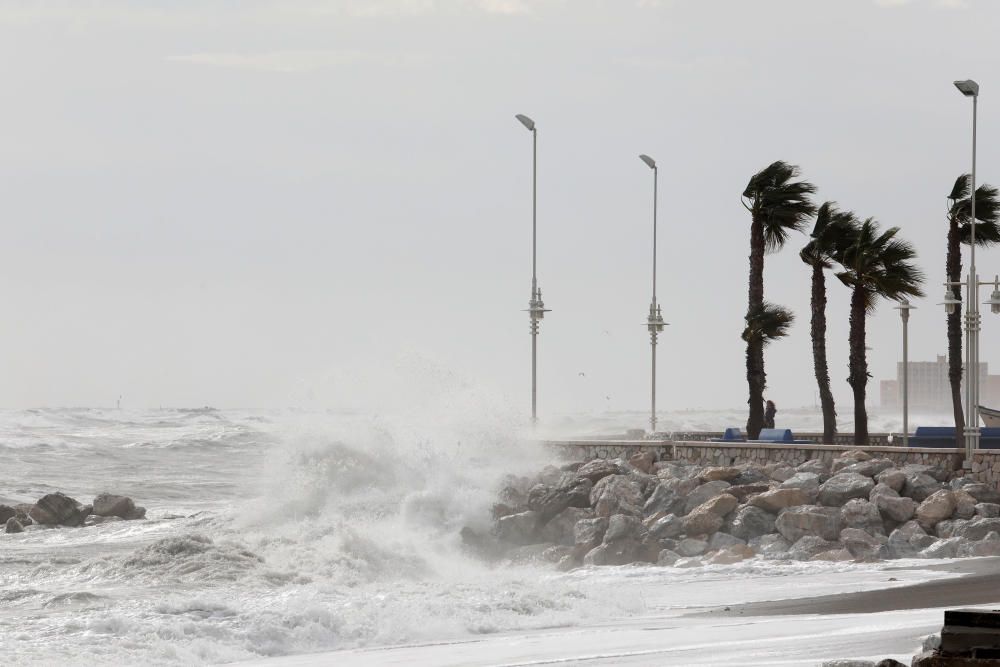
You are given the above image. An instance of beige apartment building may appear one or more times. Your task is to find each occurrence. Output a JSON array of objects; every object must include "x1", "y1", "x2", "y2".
[{"x1": 880, "y1": 355, "x2": 1000, "y2": 411}]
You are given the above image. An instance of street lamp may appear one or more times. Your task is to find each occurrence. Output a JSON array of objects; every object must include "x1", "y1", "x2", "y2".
[
  {"x1": 894, "y1": 299, "x2": 915, "y2": 447},
  {"x1": 639, "y1": 154, "x2": 666, "y2": 434},
  {"x1": 516, "y1": 114, "x2": 549, "y2": 424}
]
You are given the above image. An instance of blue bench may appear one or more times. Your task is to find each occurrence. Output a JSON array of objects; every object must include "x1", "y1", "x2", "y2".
[
  {"x1": 710, "y1": 427, "x2": 745, "y2": 442},
  {"x1": 908, "y1": 426, "x2": 1000, "y2": 449}
]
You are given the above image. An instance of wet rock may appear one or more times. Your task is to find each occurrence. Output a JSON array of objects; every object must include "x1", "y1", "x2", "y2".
[
  {"x1": 657, "y1": 549, "x2": 680, "y2": 566},
  {"x1": 726, "y1": 505, "x2": 777, "y2": 541},
  {"x1": 901, "y1": 473, "x2": 943, "y2": 502},
  {"x1": 681, "y1": 506, "x2": 724, "y2": 537},
  {"x1": 887, "y1": 520, "x2": 934, "y2": 558},
  {"x1": 821, "y1": 660, "x2": 875, "y2": 667},
  {"x1": 874, "y1": 493, "x2": 917, "y2": 523},
  {"x1": 707, "y1": 532, "x2": 746, "y2": 552},
  {"x1": 676, "y1": 537, "x2": 708, "y2": 557},
  {"x1": 604, "y1": 514, "x2": 644, "y2": 543},
  {"x1": 952, "y1": 489, "x2": 977, "y2": 520},
  {"x1": 935, "y1": 519, "x2": 968, "y2": 539},
  {"x1": 959, "y1": 530, "x2": 1000, "y2": 557},
  {"x1": 787, "y1": 535, "x2": 840, "y2": 561},
  {"x1": 749, "y1": 488, "x2": 811, "y2": 513},
  {"x1": 92, "y1": 493, "x2": 137, "y2": 520},
  {"x1": 775, "y1": 505, "x2": 842, "y2": 542},
  {"x1": 0, "y1": 505, "x2": 14, "y2": 524},
  {"x1": 953, "y1": 517, "x2": 1000, "y2": 541},
  {"x1": 976, "y1": 502, "x2": 1000, "y2": 518},
  {"x1": 811, "y1": 548, "x2": 853, "y2": 562},
  {"x1": 29, "y1": 492, "x2": 86, "y2": 527},
  {"x1": 840, "y1": 528, "x2": 888, "y2": 561},
  {"x1": 707, "y1": 544, "x2": 753, "y2": 564},
  {"x1": 750, "y1": 533, "x2": 792, "y2": 559},
  {"x1": 963, "y1": 483, "x2": 1000, "y2": 505},
  {"x1": 647, "y1": 514, "x2": 683, "y2": 540},
  {"x1": 683, "y1": 481, "x2": 732, "y2": 514},
  {"x1": 818, "y1": 473, "x2": 874, "y2": 506},
  {"x1": 875, "y1": 469, "x2": 906, "y2": 493},
  {"x1": 643, "y1": 478, "x2": 697, "y2": 517},
  {"x1": 700, "y1": 466, "x2": 741, "y2": 483},
  {"x1": 590, "y1": 475, "x2": 643, "y2": 518},
  {"x1": 496, "y1": 510, "x2": 542, "y2": 545},
  {"x1": 920, "y1": 536, "x2": 965, "y2": 559},
  {"x1": 841, "y1": 499, "x2": 886, "y2": 536},
  {"x1": 125, "y1": 506, "x2": 146, "y2": 521},
  {"x1": 672, "y1": 556, "x2": 703, "y2": 568},
  {"x1": 5, "y1": 517, "x2": 23, "y2": 534},
  {"x1": 915, "y1": 490, "x2": 956, "y2": 531},
  {"x1": 574, "y1": 517, "x2": 609, "y2": 553},
  {"x1": 576, "y1": 459, "x2": 627, "y2": 484},
  {"x1": 541, "y1": 507, "x2": 593, "y2": 546}
]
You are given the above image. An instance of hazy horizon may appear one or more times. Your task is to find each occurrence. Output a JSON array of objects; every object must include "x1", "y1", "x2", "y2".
[{"x1": 2, "y1": 0, "x2": 999, "y2": 421}]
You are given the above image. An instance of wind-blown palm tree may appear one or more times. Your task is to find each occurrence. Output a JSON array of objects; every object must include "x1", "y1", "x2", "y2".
[
  {"x1": 945, "y1": 175, "x2": 1000, "y2": 446},
  {"x1": 742, "y1": 161, "x2": 816, "y2": 437},
  {"x1": 800, "y1": 202, "x2": 860, "y2": 444},
  {"x1": 837, "y1": 220, "x2": 924, "y2": 445}
]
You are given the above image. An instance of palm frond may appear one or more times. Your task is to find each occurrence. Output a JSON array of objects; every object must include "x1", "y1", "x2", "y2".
[
  {"x1": 743, "y1": 302, "x2": 795, "y2": 345},
  {"x1": 743, "y1": 160, "x2": 817, "y2": 253},
  {"x1": 836, "y1": 217, "x2": 924, "y2": 312}
]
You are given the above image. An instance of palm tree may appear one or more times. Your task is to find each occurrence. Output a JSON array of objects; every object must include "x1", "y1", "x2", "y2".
[
  {"x1": 800, "y1": 202, "x2": 860, "y2": 444},
  {"x1": 742, "y1": 161, "x2": 816, "y2": 437},
  {"x1": 837, "y1": 220, "x2": 924, "y2": 445},
  {"x1": 945, "y1": 175, "x2": 1000, "y2": 447}
]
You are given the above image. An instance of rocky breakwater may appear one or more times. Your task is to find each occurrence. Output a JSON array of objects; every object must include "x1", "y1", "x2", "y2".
[
  {"x1": 1, "y1": 492, "x2": 146, "y2": 534},
  {"x1": 483, "y1": 449, "x2": 1000, "y2": 569}
]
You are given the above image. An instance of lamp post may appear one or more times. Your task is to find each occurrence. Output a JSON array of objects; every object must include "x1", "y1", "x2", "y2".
[
  {"x1": 516, "y1": 114, "x2": 549, "y2": 424},
  {"x1": 639, "y1": 154, "x2": 666, "y2": 433},
  {"x1": 894, "y1": 299, "x2": 915, "y2": 447}
]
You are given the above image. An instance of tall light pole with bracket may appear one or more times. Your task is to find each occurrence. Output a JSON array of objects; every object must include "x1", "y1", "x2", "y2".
[
  {"x1": 894, "y1": 299, "x2": 915, "y2": 447},
  {"x1": 639, "y1": 154, "x2": 666, "y2": 433},
  {"x1": 516, "y1": 114, "x2": 549, "y2": 424}
]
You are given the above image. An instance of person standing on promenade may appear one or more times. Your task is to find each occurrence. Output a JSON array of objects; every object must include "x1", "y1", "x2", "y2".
[{"x1": 764, "y1": 400, "x2": 776, "y2": 429}]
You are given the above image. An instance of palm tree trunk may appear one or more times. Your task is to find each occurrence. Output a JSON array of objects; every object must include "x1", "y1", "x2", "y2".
[
  {"x1": 848, "y1": 285, "x2": 869, "y2": 446},
  {"x1": 946, "y1": 219, "x2": 965, "y2": 448},
  {"x1": 746, "y1": 214, "x2": 765, "y2": 438},
  {"x1": 810, "y1": 263, "x2": 837, "y2": 443}
]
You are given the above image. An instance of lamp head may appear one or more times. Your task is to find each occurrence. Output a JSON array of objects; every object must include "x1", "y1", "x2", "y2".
[
  {"x1": 639, "y1": 154, "x2": 656, "y2": 169},
  {"x1": 954, "y1": 79, "x2": 980, "y2": 97},
  {"x1": 515, "y1": 114, "x2": 535, "y2": 131},
  {"x1": 940, "y1": 287, "x2": 961, "y2": 315}
]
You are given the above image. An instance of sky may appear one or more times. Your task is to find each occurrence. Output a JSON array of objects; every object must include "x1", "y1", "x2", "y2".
[{"x1": 0, "y1": 0, "x2": 997, "y2": 417}]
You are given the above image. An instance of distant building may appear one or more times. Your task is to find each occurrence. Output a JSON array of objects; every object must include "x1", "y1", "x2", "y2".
[{"x1": 880, "y1": 355, "x2": 1000, "y2": 411}]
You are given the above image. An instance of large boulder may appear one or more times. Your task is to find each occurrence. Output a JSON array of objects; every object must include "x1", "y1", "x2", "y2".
[
  {"x1": 29, "y1": 492, "x2": 86, "y2": 527},
  {"x1": 840, "y1": 528, "x2": 888, "y2": 561},
  {"x1": 657, "y1": 549, "x2": 681, "y2": 566},
  {"x1": 749, "y1": 488, "x2": 811, "y2": 513},
  {"x1": 675, "y1": 537, "x2": 709, "y2": 557},
  {"x1": 818, "y1": 473, "x2": 874, "y2": 506},
  {"x1": 953, "y1": 517, "x2": 1000, "y2": 541},
  {"x1": 914, "y1": 490, "x2": 956, "y2": 531},
  {"x1": 838, "y1": 458, "x2": 894, "y2": 479},
  {"x1": 92, "y1": 493, "x2": 138, "y2": 519},
  {"x1": 576, "y1": 459, "x2": 627, "y2": 484},
  {"x1": 750, "y1": 533, "x2": 792, "y2": 559},
  {"x1": 591, "y1": 475, "x2": 644, "y2": 518},
  {"x1": 886, "y1": 520, "x2": 935, "y2": 559},
  {"x1": 628, "y1": 451, "x2": 656, "y2": 475},
  {"x1": 796, "y1": 459, "x2": 830, "y2": 477},
  {"x1": 697, "y1": 493, "x2": 739, "y2": 517},
  {"x1": 731, "y1": 466, "x2": 769, "y2": 486},
  {"x1": 707, "y1": 544, "x2": 754, "y2": 564},
  {"x1": 5, "y1": 517, "x2": 23, "y2": 534},
  {"x1": 683, "y1": 481, "x2": 732, "y2": 514},
  {"x1": 779, "y1": 472, "x2": 821, "y2": 497},
  {"x1": 935, "y1": 519, "x2": 968, "y2": 539},
  {"x1": 874, "y1": 493, "x2": 918, "y2": 523},
  {"x1": 841, "y1": 499, "x2": 886, "y2": 536},
  {"x1": 725, "y1": 505, "x2": 777, "y2": 541},
  {"x1": 901, "y1": 473, "x2": 943, "y2": 502},
  {"x1": 787, "y1": 535, "x2": 841, "y2": 561},
  {"x1": 647, "y1": 514, "x2": 683, "y2": 540},
  {"x1": 0, "y1": 505, "x2": 15, "y2": 524},
  {"x1": 869, "y1": 482, "x2": 900, "y2": 500},
  {"x1": 603, "y1": 513, "x2": 644, "y2": 543},
  {"x1": 643, "y1": 478, "x2": 698, "y2": 517},
  {"x1": 707, "y1": 532, "x2": 746, "y2": 552},
  {"x1": 574, "y1": 516, "x2": 608, "y2": 554},
  {"x1": 952, "y1": 490, "x2": 978, "y2": 520},
  {"x1": 496, "y1": 510, "x2": 542, "y2": 545},
  {"x1": 726, "y1": 484, "x2": 771, "y2": 502},
  {"x1": 960, "y1": 531, "x2": 1000, "y2": 557},
  {"x1": 921, "y1": 537, "x2": 965, "y2": 559},
  {"x1": 527, "y1": 478, "x2": 593, "y2": 523},
  {"x1": 540, "y1": 507, "x2": 593, "y2": 546},
  {"x1": 875, "y1": 469, "x2": 907, "y2": 493},
  {"x1": 775, "y1": 505, "x2": 842, "y2": 542},
  {"x1": 769, "y1": 465, "x2": 797, "y2": 482},
  {"x1": 963, "y1": 483, "x2": 1000, "y2": 505},
  {"x1": 682, "y1": 507, "x2": 724, "y2": 537},
  {"x1": 976, "y1": 502, "x2": 1000, "y2": 518},
  {"x1": 700, "y1": 466, "x2": 741, "y2": 483}
]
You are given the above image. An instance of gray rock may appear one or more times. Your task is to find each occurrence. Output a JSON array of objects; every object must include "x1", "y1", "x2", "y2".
[
  {"x1": 647, "y1": 514, "x2": 683, "y2": 540},
  {"x1": 29, "y1": 492, "x2": 86, "y2": 527},
  {"x1": 952, "y1": 489, "x2": 977, "y2": 520},
  {"x1": 731, "y1": 467, "x2": 769, "y2": 486},
  {"x1": 628, "y1": 451, "x2": 656, "y2": 474},
  {"x1": 959, "y1": 530, "x2": 1000, "y2": 557},
  {"x1": 886, "y1": 520, "x2": 932, "y2": 559},
  {"x1": 700, "y1": 466, "x2": 741, "y2": 483},
  {"x1": 875, "y1": 469, "x2": 906, "y2": 492},
  {"x1": 590, "y1": 475, "x2": 644, "y2": 518},
  {"x1": 901, "y1": 473, "x2": 943, "y2": 502},
  {"x1": 682, "y1": 506, "x2": 724, "y2": 537},
  {"x1": 953, "y1": 517, "x2": 1000, "y2": 541},
  {"x1": 796, "y1": 458, "x2": 830, "y2": 476},
  {"x1": 750, "y1": 533, "x2": 792, "y2": 559},
  {"x1": 4, "y1": 517, "x2": 23, "y2": 534},
  {"x1": 779, "y1": 472, "x2": 820, "y2": 496},
  {"x1": 726, "y1": 505, "x2": 777, "y2": 541},
  {"x1": 725, "y1": 484, "x2": 772, "y2": 502},
  {"x1": 838, "y1": 458, "x2": 894, "y2": 479},
  {"x1": 775, "y1": 505, "x2": 842, "y2": 542},
  {"x1": 576, "y1": 459, "x2": 627, "y2": 484},
  {"x1": 874, "y1": 493, "x2": 918, "y2": 523},
  {"x1": 840, "y1": 528, "x2": 887, "y2": 561},
  {"x1": 604, "y1": 514, "x2": 644, "y2": 543},
  {"x1": 818, "y1": 473, "x2": 874, "y2": 506},
  {"x1": 935, "y1": 519, "x2": 968, "y2": 539},
  {"x1": 0, "y1": 505, "x2": 14, "y2": 524},
  {"x1": 920, "y1": 536, "x2": 965, "y2": 559},
  {"x1": 869, "y1": 482, "x2": 900, "y2": 500},
  {"x1": 683, "y1": 481, "x2": 732, "y2": 514},
  {"x1": 976, "y1": 502, "x2": 1000, "y2": 518},
  {"x1": 656, "y1": 549, "x2": 680, "y2": 566},
  {"x1": 672, "y1": 556, "x2": 703, "y2": 568},
  {"x1": 963, "y1": 483, "x2": 1000, "y2": 505},
  {"x1": 583, "y1": 540, "x2": 639, "y2": 566},
  {"x1": 708, "y1": 532, "x2": 746, "y2": 552},
  {"x1": 496, "y1": 510, "x2": 542, "y2": 545},
  {"x1": 821, "y1": 660, "x2": 875, "y2": 667},
  {"x1": 540, "y1": 507, "x2": 593, "y2": 546},
  {"x1": 676, "y1": 537, "x2": 709, "y2": 557},
  {"x1": 643, "y1": 478, "x2": 697, "y2": 517},
  {"x1": 92, "y1": 493, "x2": 138, "y2": 520},
  {"x1": 788, "y1": 535, "x2": 841, "y2": 561},
  {"x1": 125, "y1": 506, "x2": 146, "y2": 520},
  {"x1": 574, "y1": 517, "x2": 608, "y2": 552},
  {"x1": 841, "y1": 499, "x2": 885, "y2": 536},
  {"x1": 769, "y1": 465, "x2": 797, "y2": 482}
]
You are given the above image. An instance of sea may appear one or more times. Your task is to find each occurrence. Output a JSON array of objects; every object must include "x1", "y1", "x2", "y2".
[{"x1": 0, "y1": 406, "x2": 962, "y2": 666}]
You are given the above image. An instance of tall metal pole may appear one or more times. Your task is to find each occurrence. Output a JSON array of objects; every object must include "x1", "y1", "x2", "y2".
[
  {"x1": 639, "y1": 154, "x2": 664, "y2": 434},
  {"x1": 965, "y1": 89, "x2": 980, "y2": 464},
  {"x1": 902, "y1": 303, "x2": 910, "y2": 447},
  {"x1": 516, "y1": 114, "x2": 546, "y2": 425}
]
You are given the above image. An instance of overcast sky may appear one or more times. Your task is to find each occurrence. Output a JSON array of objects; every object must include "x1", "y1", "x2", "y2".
[{"x1": 0, "y1": 0, "x2": 997, "y2": 417}]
